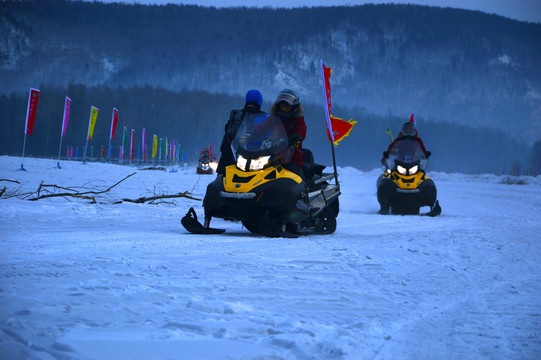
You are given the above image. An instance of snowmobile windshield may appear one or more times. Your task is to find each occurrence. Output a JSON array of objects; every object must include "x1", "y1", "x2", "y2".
[
  {"x1": 386, "y1": 139, "x2": 428, "y2": 171},
  {"x1": 231, "y1": 113, "x2": 294, "y2": 164}
]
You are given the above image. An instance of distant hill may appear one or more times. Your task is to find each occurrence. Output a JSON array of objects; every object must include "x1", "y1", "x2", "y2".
[{"x1": 1, "y1": 1, "x2": 540, "y2": 144}]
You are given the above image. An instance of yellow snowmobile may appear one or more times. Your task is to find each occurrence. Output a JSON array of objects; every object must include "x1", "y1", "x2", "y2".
[
  {"x1": 182, "y1": 113, "x2": 340, "y2": 237},
  {"x1": 378, "y1": 138, "x2": 441, "y2": 216}
]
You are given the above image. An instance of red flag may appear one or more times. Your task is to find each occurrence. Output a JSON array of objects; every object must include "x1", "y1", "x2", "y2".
[
  {"x1": 320, "y1": 61, "x2": 334, "y2": 142},
  {"x1": 110, "y1": 108, "x2": 119, "y2": 139},
  {"x1": 327, "y1": 115, "x2": 358, "y2": 145},
  {"x1": 321, "y1": 60, "x2": 355, "y2": 144},
  {"x1": 323, "y1": 64, "x2": 332, "y2": 111},
  {"x1": 409, "y1": 113, "x2": 416, "y2": 126},
  {"x1": 25, "y1": 88, "x2": 40, "y2": 135}
]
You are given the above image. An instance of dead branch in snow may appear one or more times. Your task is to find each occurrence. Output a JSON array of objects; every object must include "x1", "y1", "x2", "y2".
[
  {"x1": 1, "y1": 172, "x2": 201, "y2": 204},
  {"x1": 119, "y1": 191, "x2": 201, "y2": 204},
  {"x1": 28, "y1": 172, "x2": 137, "y2": 203},
  {"x1": 0, "y1": 179, "x2": 21, "y2": 184}
]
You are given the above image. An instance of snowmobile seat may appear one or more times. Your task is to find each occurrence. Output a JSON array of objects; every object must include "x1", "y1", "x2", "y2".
[{"x1": 301, "y1": 148, "x2": 315, "y2": 180}]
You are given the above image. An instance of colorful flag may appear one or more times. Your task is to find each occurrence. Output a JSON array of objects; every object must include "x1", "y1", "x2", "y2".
[
  {"x1": 25, "y1": 88, "x2": 40, "y2": 135},
  {"x1": 87, "y1": 106, "x2": 99, "y2": 141},
  {"x1": 61, "y1": 97, "x2": 71, "y2": 138},
  {"x1": 122, "y1": 126, "x2": 127, "y2": 151},
  {"x1": 110, "y1": 108, "x2": 119, "y2": 139},
  {"x1": 152, "y1": 135, "x2": 158, "y2": 158},
  {"x1": 320, "y1": 60, "x2": 356, "y2": 145},
  {"x1": 165, "y1": 137, "x2": 168, "y2": 158},
  {"x1": 386, "y1": 125, "x2": 394, "y2": 142}
]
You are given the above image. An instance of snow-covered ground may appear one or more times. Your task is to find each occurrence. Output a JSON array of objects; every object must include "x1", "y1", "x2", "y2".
[{"x1": 1, "y1": 155, "x2": 540, "y2": 360}]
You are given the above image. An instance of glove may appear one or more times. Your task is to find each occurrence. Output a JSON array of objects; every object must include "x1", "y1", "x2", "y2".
[
  {"x1": 426, "y1": 151, "x2": 431, "y2": 158},
  {"x1": 288, "y1": 133, "x2": 303, "y2": 148}
]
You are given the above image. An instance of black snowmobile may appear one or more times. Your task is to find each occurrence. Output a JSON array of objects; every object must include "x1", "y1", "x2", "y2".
[
  {"x1": 377, "y1": 139, "x2": 441, "y2": 216},
  {"x1": 182, "y1": 113, "x2": 340, "y2": 237},
  {"x1": 196, "y1": 148, "x2": 213, "y2": 175}
]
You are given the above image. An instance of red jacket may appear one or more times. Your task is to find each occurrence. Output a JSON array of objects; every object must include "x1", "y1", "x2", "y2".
[{"x1": 282, "y1": 115, "x2": 306, "y2": 169}]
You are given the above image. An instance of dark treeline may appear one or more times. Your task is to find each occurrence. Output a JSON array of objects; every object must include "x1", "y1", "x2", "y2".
[
  {"x1": 2, "y1": 1, "x2": 541, "y2": 146},
  {"x1": 0, "y1": 85, "x2": 532, "y2": 174}
]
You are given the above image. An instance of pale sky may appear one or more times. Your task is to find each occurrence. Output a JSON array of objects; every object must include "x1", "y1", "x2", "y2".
[{"x1": 95, "y1": 0, "x2": 541, "y2": 23}]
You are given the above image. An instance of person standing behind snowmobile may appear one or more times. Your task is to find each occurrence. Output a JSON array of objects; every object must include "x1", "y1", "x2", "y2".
[
  {"x1": 270, "y1": 89, "x2": 307, "y2": 179},
  {"x1": 381, "y1": 121, "x2": 430, "y2": 165},
  {"x1": 217, "y1": 89, "x2": 265, "y2": 175}
]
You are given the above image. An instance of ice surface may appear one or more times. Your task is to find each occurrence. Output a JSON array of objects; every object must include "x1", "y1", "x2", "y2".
[{"x1": 1, "y1": 156, "x2": 540, "y2": 359}]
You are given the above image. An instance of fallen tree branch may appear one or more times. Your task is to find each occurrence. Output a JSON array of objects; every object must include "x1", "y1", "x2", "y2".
[
  {"x1": 29, "y1": 172, "x2": 136, "y2": 202},
  {"x1": 120, "y1": 191, "x2": 201, "y2": 203},
  {"x1": 0, "y1": 179, "x2": 21, "y2": 184}
]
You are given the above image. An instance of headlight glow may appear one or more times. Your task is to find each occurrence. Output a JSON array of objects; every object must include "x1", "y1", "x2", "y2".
[
  {"x1": 397, "y1": 165, "x2": 407, "y2": 175},
  {"x1": 409, "y1": 165, "x2": 419, "y2": 175},
  {"x1": 249, "y1": 155, "x2": 271, "y2": 171},
  {"x1": 236, "y1": 155, "x2": 247, "y2": 171}
]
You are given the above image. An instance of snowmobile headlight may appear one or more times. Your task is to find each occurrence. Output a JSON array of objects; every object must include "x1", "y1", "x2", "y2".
[
  {"x1": 397, "y1": 165, "x2": 407, "y2": 175},
  {"x1": 409, "y1": 165, "x2": 419, "y2": 175},
  {"x1": 249, "y1": 155, "x2": 271, "y2": 171},
  {"x1": 236, "y1": 155, "x2": 248, "y2": 171}
]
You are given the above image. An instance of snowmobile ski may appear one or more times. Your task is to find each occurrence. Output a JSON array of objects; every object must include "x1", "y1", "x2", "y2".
[
  {"x1": 423, "y1": 200, "x2": 442, "y2": 217},
  {"x1": 181, "y1": 207, "x2": 225, "y2": 234}
]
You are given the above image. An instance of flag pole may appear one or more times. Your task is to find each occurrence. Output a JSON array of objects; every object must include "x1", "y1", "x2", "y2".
[
  {"x1": 320, "y1": 60, "x2": 339, "y2": 185},
  {"x1": 83, "y1": 108, "x2": 91, "y2": 164},
  {"x1": 56, "y1": 97, "x2": 71, "y2": 169},
  {"x1": 20, "y1": 133, "x2": 27, "y2": 171}
]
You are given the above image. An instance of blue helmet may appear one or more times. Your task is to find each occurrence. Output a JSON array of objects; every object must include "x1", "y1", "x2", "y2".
[{"x1": 245, "y1": 89, "x2": 263, "y2": 107}]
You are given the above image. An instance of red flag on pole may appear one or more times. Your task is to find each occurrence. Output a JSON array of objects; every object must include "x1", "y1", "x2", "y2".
[
  {"x1": 320, "y1": 61, "x2": 334, "y2": 142},
  {"x1": 320, "y1": 61, "x2": 356, "y2": 145},
  {"x1": 25, "y1": 88, "x2": 40, "y2": 135},
  {"x1": 329, "y1": 115, "x2": 357, "y2": 145},
  {"x1": 110, "y1": 108, "x2": 119, "y2": 139},
  {"x1": 409, "y1": 113, "x2": 416, "y2": 126}
]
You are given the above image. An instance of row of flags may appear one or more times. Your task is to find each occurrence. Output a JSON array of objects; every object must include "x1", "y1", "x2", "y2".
[
  {"x1": 21, "y1": 88, "x2": 183, "y2": 168},
  {"x1": 21, "y1": 62, "x2": 356, "y2": 169}
]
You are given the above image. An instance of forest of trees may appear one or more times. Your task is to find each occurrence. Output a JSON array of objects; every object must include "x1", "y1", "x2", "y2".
[
  {"x1": 0, "y1": 85, "x2": 534, "y2": 175},
  {"x1": 2, "y1": 0, "x2": 541, "y2": 145}
]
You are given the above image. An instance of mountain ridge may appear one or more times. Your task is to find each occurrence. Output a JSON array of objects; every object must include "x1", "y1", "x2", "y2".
[{"x1": 1, "y1": 1, "x2": 540, "y2": 144}]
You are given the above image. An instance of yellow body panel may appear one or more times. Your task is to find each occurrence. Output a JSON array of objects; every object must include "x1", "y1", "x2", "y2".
[
  {"x1": 384, "y1": 170, "x2": 428, "y2": 190},
  {"x1": 223, "y1": 164, "x2": 302, "y2": 193}
]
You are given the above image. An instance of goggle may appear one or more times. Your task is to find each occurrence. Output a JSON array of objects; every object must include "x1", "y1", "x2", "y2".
[
  {"x1": 279, "y1": 102, "x2": 292, "y2": 112},
  {"x1": 276, "y1": 93, "x2": 298, "y2": 106}
]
